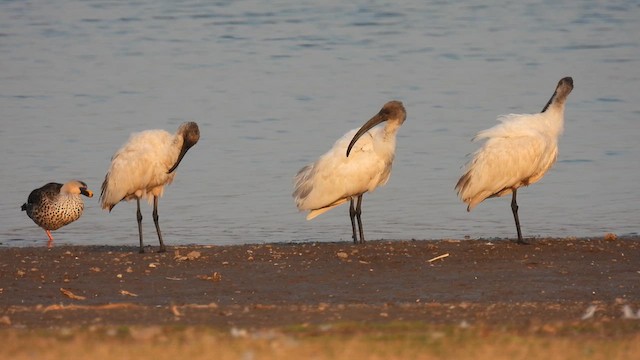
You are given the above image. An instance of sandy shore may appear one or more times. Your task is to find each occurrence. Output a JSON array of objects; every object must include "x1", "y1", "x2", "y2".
[{"x1": 1, "y1": 237, "x2": 639, "y2": 331}]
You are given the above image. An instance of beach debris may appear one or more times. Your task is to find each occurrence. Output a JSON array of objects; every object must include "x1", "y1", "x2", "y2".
[
  {"x1": 0, "y1": 316, "x2": 11, "y2": 326},
  {"x1": 604, "y1": 233, "x2": 618, "y2": 241},
  {"x1": 336, "y1": 251, "x2": 348, "y2": 259},
  {"x1": 253, "y1": 304, "x2": 276, "y2": 310},
  {"x1": 182, "y1": 303, "x2": 219, "y2": 310},
  {"x1": 174, "y1": 250, "x2": 201, "y2": 261},
  {"x1": 622, "y1": 305, "x2": 640, "y2": 319},
  {"x1": 148, "y1": 263, "x2": 158, "y2": 268},
  {"x1": 165, "y1": 277, "x2": 185, "y2": 281},
  {"x1": 170, "y1": 304, "x2": 182, "y2": 317},
  {"x1": 581, "y1": 305, "x2": 598, "y2": 320},
  {"x1": 43, "y1": 303, "x2": 141, "y2": 312},
  {"x1": 428, "y1": 253, "x2": 450, "y2": 263},
  {"x1": 197, "y1": 272, "x2": 222, "y2": 282},
  {"x1": 119, "y1": 290, "x2": 138, "y2": 297},
  {"x1": 60, "y1": 288, "x2": 86, "y2": 300},
  {"x1": 230, "y1": 327, "x2": 248, "y2": 338}
]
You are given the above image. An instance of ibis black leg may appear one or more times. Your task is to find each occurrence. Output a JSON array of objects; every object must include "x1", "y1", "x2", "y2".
[
  {"x1": 355, "y1": 194, "x2": 365, "y2": 244},
  {"x1": 136, "y1": 198, "x2": 144, "y2": 253},
  {"x1": 349, "y1": 198, "x2": 358, "y2": 244},
  {"x1": 511, "y1": 189, "x2": 527, "y2": 244},
  {"x1": 153, "y1": 196, "x2": 166, "y2": 253}
]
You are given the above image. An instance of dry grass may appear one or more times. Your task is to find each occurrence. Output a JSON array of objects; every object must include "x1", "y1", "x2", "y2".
[{"x1": 1, "y1": 322, "x2": 639, "y2": 360}]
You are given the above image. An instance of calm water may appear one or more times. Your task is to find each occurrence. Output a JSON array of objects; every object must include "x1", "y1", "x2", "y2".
[{"x1": 1, "y1": 0, "x2": 638, "y2": 247}]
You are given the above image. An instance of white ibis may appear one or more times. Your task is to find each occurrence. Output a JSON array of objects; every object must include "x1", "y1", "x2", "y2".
[
  {"x1": 455, "y1": 77, "x2": 574, "y2": 243},
  {"x1": 100, "y1": 122, "x2": 200, "y2": 253},
  {"x1": 293, "y1": 101, "x2": 407, "y2": 244}
]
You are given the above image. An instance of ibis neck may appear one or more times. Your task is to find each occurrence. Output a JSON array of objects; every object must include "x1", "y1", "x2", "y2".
[
  {"x1": 167, "y1": 135, "x2": 186, "y2": 171},
  {"x1": 542, "y1": 104, "x2": 566, "y2": 138},
  {"x1": 382, "y1": 120, "x2": 402, "y2": 140},
  {"x1": 375, "y1": 121, "x2": 400, "y2": 156}
]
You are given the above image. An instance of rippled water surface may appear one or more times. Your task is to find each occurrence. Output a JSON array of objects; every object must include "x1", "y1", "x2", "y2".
[{"x1": 1, "y1": 0, "x2": 638, "y2": 247}]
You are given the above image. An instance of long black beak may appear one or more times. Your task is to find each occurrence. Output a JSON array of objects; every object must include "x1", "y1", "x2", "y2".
[
  {"x1": 167, "y1": 144, "x2": 191, "y2": 174},
  {"x1": 346, "y1": 113, "x2": 387, "y2": 157},
  {"x1": 540, "y1": 90, "x2": 556, "y2": 113}
]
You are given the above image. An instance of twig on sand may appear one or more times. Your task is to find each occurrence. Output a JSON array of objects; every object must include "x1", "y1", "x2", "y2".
[
  {"x1": 119, "y1": 290, "x2": 138, "y2": 297},
  {"x1": 42, "y1": 303, "x2": 142, "y2": 312},
  {"x1": 59, "y1": 288, "x2": 86, "y2": 301},
  {"x1": 428, "y1": 253, "x2": 450, "y2": 263}
]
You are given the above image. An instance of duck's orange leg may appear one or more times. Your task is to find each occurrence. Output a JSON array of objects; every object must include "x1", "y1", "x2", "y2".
[{"x1": 45, "y1": 230, "x2": 54, "y2": 248}]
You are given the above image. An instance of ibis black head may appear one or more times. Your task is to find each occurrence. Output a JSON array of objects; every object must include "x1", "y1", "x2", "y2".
[
  {"x1": 168, "y1": 122, "x2": 200, "y2": 174},
  {"x1": 346, "y1": 101, "x2": 406, "y2": 157},
  {"x1": 541, "y1": 77, "x2": 573, "y2": 113}
]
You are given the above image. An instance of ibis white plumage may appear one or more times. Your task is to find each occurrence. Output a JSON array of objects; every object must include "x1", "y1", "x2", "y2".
[
  {"x1": 100, "y1": 122, "x2": 200, "y2": 253},
  {"x1": 455, "y1": 77, "x2": 574, "y2": 243},
  {"x1": 293, "y1": 101, "x2": 407, "y2": 244}
]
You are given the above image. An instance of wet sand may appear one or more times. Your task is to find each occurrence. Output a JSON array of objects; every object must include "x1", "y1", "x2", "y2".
[{"x1": 1, "y1": 237, "x2": 639, "y2": 331}]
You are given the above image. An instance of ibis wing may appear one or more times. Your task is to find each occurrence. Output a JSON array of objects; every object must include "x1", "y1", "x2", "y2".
[
  {"x1": 100, "y1": 130, "x2": 175, "y2": 209},
  {"x1": 293, "y1": 128, "x2": 390, "y2": 213},
  {"x1": 457, "y1": 132, "x2": 554, "y2": 210}
]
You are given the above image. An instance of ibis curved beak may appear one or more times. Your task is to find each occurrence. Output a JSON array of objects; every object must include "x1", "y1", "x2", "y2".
[
  {"x1": 167, "y1": 122, "x2": 200, "y2": 174},
  {"x1": 346, "y1": 113, "x2": 387, "y2": 157},
  {"x1": 167, "y1": 145, "x2": 191, "y2": 174}
]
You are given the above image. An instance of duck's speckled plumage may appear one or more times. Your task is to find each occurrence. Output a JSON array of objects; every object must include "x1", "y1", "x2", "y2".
[{"x1": 21, "y1": 180, "x2": 93, "y2": 247}]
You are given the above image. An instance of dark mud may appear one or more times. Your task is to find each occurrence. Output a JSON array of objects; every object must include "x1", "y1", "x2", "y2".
[{"x1": 1, "y1": 238, "x2": 639, "y2": 332}]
